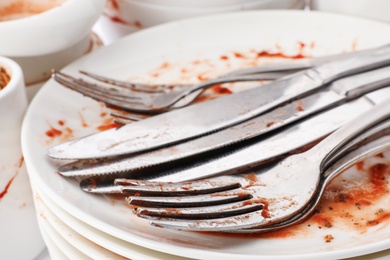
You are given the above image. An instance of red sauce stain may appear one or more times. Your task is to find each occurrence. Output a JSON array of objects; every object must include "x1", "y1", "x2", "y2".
[
  {"x1": 368, "y1": 164, "x2": 388, "y2": 196},
  {"x1": 45, "y1": 121, "x2": 74, "y2": 145},
  {"x1": 375, "y1": 153, "x2": 384, "y2": 158},
  {"x1": 0, "y1": 175, "x2": 16, "y2": 200},
  {"x1": 261, "y1": 202, "x2": 271, "y2": 219},
  {"x1": 257, "y1": 51, "x2": 307, "y2": 59},
  {"x1": 234, "y1": 52, "x2": 245, "y2": 58},
  {"x1": 220, "y1": 55, "x2": 229, "y2": 60},
  {"x1": 18, "y1": 156, "x2": 24, "y2": 168},
  {"x1": 134, "y1": 21, "x2": 142, "y2": 28},
  {"x1": 97, "y1": 123, "x2": 121, "y2": 131},
  {"x1": 45, "y1": 126, "x2": 62, "y2": 138},
  {"x1": 193, "y1": 94, "x2": 215, "y2": 104},
  {"x1": 242, "y1": 172, "x2": 258, "y2": 182},
  {"x1": 324, "y1": 234, "x2": 334, "y2": 243},
  {"x1": 304, "y1": 163, "x2": 390, "y2": 233},
  {"x1": 197, "y1": 74, "x2": 209, "y2": 81},
  {"x1": 58, "y1": 120, "x2": 65, "y2": 126},
  {"x1": 109, "y1": 0, "x2": 119, "y2": 10},
  {"x1": 351, "y1": 39, "x2": 358, "y2": 51},
  {"x1": 96, "y1": 118, "x2": 122, "y2": 131},
  {"x1": 89, "y1": 179, "x2": 97, "y2": 189},
  {"x1": 79, "y1": 112, "x2": 89, "y2": 127},
  {"x1": 266, "y1": 121, "x2": 275, "y2": 128},
  {"x1": 108, "y1": 15, "x2": 143, "y2": 29},
  {"x1": 366, "y1": 211, "x2": 390, "y2": 227},
  {"x1": 63, "y1": 128, "x2": 73, "y2": 139},
  {"x1": 159, "y1": 62, "x2": 170, "y2": 70},
  {"x1": 311, "y1": 215, "x2": 333, "y2": 228},
  {"x1": 211, "y1": 84, "x2": 232, "y2": 95},
  {"x1": 109, "y1": 15, "x2": 126, "y2": 24},
  {"x1": 297, "y1": 41, "x2": 306, "y2": 54},
  {"x1": 356, "y1": 161, "x2": 365, "y2": 171}
]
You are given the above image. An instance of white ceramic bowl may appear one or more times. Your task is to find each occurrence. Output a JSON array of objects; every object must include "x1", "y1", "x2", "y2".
[
  {"x1": 0, "y1": 56, "x2": 27, "y2": 133},
  {"x1": 0, "y1": 0, "x2": 105, "y2": 84},
  {"x1": 0, "y1": 56, "x2": 45, "y2": 260},
  {"x1": 311, "y1": 0, "x2": 390, "y2": 24},
  {"x1": 106, "y1": 0, "x2": 304, "y2": 28}
]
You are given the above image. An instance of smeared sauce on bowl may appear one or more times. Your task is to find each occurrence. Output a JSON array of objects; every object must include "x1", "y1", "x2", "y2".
[{"x1": 0, "y1": 0, "x2": 66, "y2": 21}]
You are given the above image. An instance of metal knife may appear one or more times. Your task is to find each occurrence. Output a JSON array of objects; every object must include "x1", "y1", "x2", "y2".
[
  {"x1": 59, "y1": 66, "x2": 390, "y2": 177},
  {"x1": 79, "y1": 92, "x2": 390, "y2": 194},
  {"x1": 48, "y1": 44, "x2": 390, "y2": 160}
]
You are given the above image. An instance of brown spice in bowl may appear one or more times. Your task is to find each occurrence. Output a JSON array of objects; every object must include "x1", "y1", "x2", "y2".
[{"x1": 0, "y1": 67, "x2": 10, "y2": 90}]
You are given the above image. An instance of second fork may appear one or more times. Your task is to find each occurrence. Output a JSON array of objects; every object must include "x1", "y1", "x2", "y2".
[{"x1": 115, "y1": 99, "x2": 390, "y2": 232}]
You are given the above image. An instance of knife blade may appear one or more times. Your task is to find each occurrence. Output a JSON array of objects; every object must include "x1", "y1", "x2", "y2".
[
  {"x1": 48, "y1": 44, "x2": 390, "y2": 160},
  {"x1": 60, "y1": 66, "x2": 390, "y2": 177},
  {"x1": 79, "y1": 88, "x2": 390, "y2": 194}
]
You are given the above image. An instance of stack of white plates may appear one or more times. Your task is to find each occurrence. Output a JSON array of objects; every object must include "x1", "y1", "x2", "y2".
[{"x1": 22, "y1": 11, "x2": 390, "y2": 260}]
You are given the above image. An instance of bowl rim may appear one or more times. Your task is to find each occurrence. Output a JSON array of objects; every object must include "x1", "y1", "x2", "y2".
[{"x1": 0, "y1": 56, "x2": 23, "y2": 99}]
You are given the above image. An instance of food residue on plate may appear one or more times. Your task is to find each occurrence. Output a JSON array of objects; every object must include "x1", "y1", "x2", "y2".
[
  {"x1": 201, "y1": 156, "x2": 390, "y2": 243},
  {"x1": 247, "y1": 156, "x2": 390, "y2": 240},
  {"x1": 324, "y1": 234, "x2": 334, "y2": 243},
  {"x1": 43, "y1": 104, "x2": 121, "y2": 145},
  {"x1": 45, "y1": 40, "x2": 388, "y2": 244}
]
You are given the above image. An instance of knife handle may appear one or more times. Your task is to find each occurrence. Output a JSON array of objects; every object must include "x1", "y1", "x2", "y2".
[
  {"x1": 330, "y1": 65, "x2": 390, "y2": 98},
  {"x1": 314, "y1": 44, "x2": 390, "y2": 83}
]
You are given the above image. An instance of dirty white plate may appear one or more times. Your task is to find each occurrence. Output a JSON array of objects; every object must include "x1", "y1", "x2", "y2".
[{"x1": 22, "y1": 11, "x2": 390, "y2": 259}]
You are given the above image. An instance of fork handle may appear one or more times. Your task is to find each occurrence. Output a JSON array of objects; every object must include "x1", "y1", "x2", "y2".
[
  {"x1": 322, "y1": 118, "x2": 390, "y2": 173},
  {"x1": 314, "y1": 44, "x2": 390, "y2": 83},
  {"x1": 311, "y1": 97, "x2": 390, "y2": 169}
]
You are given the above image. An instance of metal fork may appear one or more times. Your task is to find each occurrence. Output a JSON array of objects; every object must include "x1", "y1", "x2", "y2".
[
  {"x1": 52, "y1": 51, "x2": 358, "y2": 114},
  {"x1": 114, "y1": 99, "x2": 390, "y2": 232},
  {"x1": 52, "y1": 70, "x2": 293, "y2": 114}
]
